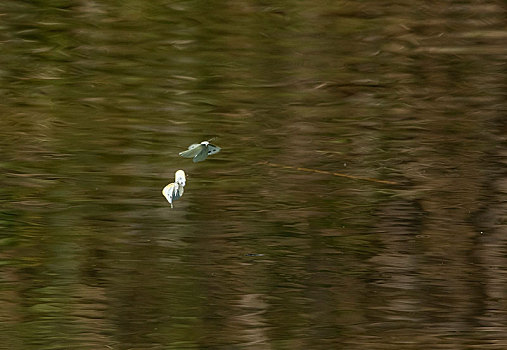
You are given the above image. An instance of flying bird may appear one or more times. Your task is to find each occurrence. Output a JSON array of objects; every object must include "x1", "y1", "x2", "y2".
[
  {"x1": 179, "y1": 141, "x2": 221, "y2": 163},
  {"x1": 162, "y1": 169, "x2": 186, "y2": 208}
]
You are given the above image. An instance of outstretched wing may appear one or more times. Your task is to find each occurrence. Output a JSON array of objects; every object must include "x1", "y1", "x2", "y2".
[
  {"x1": 179, "y1": 144, "x2": 204, "y2": 158},
  {"x1": 192, "y1": 147, "x2": 209, "y2": 162},
  {"x1": 207, "y1": 144, "x2": 221, "y2": 155}
]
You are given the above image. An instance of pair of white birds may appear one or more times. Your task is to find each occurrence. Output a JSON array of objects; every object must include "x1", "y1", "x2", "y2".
[{"x1": 162, "y1": 141, "x2": 221, "y2": 208}]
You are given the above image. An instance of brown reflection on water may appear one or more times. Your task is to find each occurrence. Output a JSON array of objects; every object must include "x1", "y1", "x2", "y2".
[{"x1": 0, "y1": 0, "x2": 506, "y2": 349}]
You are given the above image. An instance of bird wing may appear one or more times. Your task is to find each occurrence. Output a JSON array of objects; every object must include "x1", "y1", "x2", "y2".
[
  {"x1": 175, "y1": 185, "x2": 184, "y2": 198},
  {"x1": 179, "y1": 144, "x2": 204, "y2": 158},
  {"x1": 162, "y1": 183, "x2": 176, "y2": 207},
  {"x1": 192, "y1": 148, "x2": 209, "y2": 162},
  {"x1": 207, "y1": 144, "x2": 221, "y2": 155}
]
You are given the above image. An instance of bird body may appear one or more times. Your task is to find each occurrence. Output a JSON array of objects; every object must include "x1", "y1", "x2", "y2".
[{"x1": 162, "y1": 170, "x2": 186, "y2": 208}]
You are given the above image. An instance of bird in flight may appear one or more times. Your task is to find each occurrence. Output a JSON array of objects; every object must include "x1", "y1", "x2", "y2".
[{"x1": 179, "y1": 141, "x2": 221, "y2": 163}]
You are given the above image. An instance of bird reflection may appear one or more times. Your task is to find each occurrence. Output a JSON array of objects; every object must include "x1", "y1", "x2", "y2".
[{"x1": 162, "y1": 170, "x2": 186, "y2": 208}]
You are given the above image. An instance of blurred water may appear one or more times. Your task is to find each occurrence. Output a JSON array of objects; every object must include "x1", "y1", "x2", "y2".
[{"x1": 0, "y1": 1, "x2": 506, "y2": 349}]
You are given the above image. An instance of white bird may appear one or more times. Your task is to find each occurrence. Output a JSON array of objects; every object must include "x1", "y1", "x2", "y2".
[
  {"x1": 162, "y1": 170, "x2": 186, "y2": 208},
  {"x1": 179, "y1": 141, "x2": 221, "y2": 163}
]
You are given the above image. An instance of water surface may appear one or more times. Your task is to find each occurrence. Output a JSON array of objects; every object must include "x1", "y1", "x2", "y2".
[{"x1": 0, "y1": 1, "x2": 506, "y2": 349}]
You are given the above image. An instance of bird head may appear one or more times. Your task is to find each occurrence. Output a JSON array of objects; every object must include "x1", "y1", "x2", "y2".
[{"x1": 174, "y1": 169, "x2": 186, "y2": 187}]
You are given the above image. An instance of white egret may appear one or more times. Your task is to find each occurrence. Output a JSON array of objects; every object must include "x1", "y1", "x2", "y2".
[
  {"x1": 179, "y1": 141, "x2": 221, "y2": 163},
  {"x1": 162, "y1": 169, "x2": 186, "y2": 208}
]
